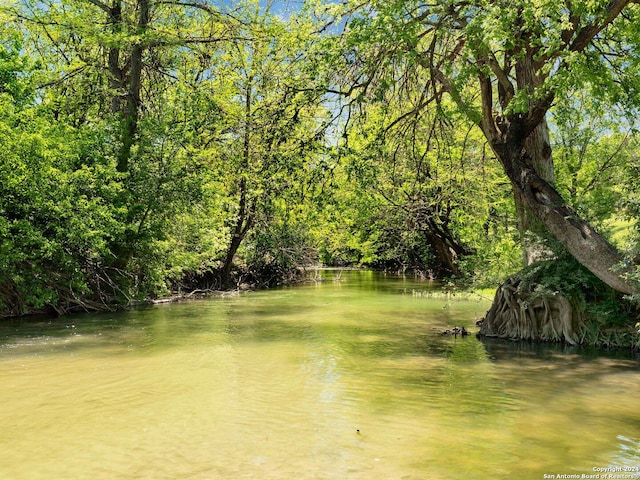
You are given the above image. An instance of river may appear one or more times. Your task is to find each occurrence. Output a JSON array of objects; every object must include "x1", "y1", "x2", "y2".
[{"x1": 1, "y1": 270, "x2": 639, "y2": 479}]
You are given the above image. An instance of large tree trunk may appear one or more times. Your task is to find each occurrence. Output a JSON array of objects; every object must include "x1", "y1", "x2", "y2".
[
  {"x1": 106, "y1": 1, "x2": 125, "y2": 116},
  {"x1": 513, "y1": 51, "x2": 555, "y2": 265},
  {"x1": 514, "y1": 119, "x2": 555, "y2": 265},
  {"x1": 491, "y1": 133, "x2": 636, "y2": 295},
  {"x1": 424, "y1": 230, "x2": 463, "y2": 277},
  {"x1": 423, "y1": 220, "x2": 474, "y2": 277},
  {"x1": 475, "y1": 53, "x2": 636, "y2": 295}
]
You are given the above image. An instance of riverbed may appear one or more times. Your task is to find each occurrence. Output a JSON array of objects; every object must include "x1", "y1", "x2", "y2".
[{"x1": 1, "y1": 270, "x2": 639, "y2": 479}]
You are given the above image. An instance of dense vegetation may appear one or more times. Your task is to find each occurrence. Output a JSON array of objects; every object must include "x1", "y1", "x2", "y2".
[{"x1": 1, "y1": 0, "x2": 640, "y2": 346}]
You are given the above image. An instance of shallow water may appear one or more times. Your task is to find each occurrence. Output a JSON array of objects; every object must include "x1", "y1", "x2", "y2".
[{"x1": 1, "y1": 270, "x2": 639, "y2": 480}]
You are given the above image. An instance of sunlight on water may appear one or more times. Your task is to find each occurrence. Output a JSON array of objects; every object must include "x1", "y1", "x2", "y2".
[{"x1": 0, "y1": 270, "x2": 639, "y2": 480}]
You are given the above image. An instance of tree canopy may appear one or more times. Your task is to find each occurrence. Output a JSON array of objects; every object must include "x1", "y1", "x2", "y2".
[
  {"x1": 1, "y1": 0, "x2": 640, "y2": 328},
  {"x1": 330, "y1": 0, "x2": 640, "y2": 293}
]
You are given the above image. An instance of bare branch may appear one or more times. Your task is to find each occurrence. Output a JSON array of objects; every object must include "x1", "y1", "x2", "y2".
[{"x1": 37, "y1": 65, "x2": 88, "y2": 89}]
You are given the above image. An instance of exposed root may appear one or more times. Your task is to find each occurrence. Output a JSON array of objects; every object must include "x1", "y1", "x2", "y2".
[{"x1": 478, "y1": 276, "x2": 582, "y2": 344}]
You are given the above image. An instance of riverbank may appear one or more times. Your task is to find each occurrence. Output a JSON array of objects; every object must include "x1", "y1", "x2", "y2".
[{"x1": 3, "y1": 266, "x2": 639, "y2": 352}]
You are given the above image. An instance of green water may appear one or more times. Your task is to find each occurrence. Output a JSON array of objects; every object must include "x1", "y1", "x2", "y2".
[{"x1": 1, "y1": 270, "x2": 639, "y2": 480}]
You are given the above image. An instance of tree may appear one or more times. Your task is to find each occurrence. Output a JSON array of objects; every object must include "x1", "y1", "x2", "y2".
[
  {"x1": 189, "y1": 1, "x2": 331, "y2": 287},
  {"x1": 334, "y1": 0, "x2": 640, "y2": 294},
  {"x1": 0, "y1": 0, "x2": 337, "y2": 314},
  {"x1": 0, "y1": 22, "x2": 132, "y2": 313},
  {"x1": 7, "y1": 0, "x2": 244, "y2": 274},
  {"x1": 10, "y1": 0, "x2": 240, "y2": 171},
  {"x1": 333, "y1": 100, "x2": 486, "y2": 276},
  {"x1": 0, "y1": 0, "x2": 243, "y2": 312}
]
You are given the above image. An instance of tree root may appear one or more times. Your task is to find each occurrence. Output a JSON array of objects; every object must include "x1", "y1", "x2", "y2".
[{"x1": 478, "y1": 276, "x2": 582, "y2": 344}]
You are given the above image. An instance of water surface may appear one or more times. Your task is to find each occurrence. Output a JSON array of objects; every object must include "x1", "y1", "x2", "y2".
[{"x1": 1, "y1": 270, "x2": 639, "y2": 479}]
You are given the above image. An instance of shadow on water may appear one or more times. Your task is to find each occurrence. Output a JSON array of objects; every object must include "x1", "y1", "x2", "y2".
[
  {"x1": 0, "y1": 293, "x2": 323, "y2": 356},
  {"x1": 479, "y1": 335, "x2": 640, "y2": 361},
  {"x1": 0, "y1": 270, "x2": 467, "y2": 358},
  {"x1": 1, "y1": 270, "x2": 639, "y2": 480}
]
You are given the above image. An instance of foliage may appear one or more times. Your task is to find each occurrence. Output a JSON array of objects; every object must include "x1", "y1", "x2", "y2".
[
  {"x1": 0, "y1": 0, "x2": 334, "y2": 314},
  {"x1": 0, "y1": 0, "x2": 233, "y2": 313},
  {"x1": 515, "y1": 255, "x2": 630, "y2": 326},
  {"x1": 0, "y1": 98, "x2": 125, "y2": 313},
  {"x1": 1, "y1": 0, "x2": 640, "y2": 322},
  {"x1": 552, "y1": 92, "x2": 639, "y2": 238},
  {"x1": 242, "y1": 206, "x2": 318, "y2": 286},
  {"x1": 185, "y1": 1, "x2": 332, "y2": 286},
  {"x1": 334, "y1": 0, "x2": 640, "y2": 296}
]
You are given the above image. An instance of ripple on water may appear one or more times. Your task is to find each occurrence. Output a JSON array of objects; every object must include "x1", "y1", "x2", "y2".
[{"x1": 1, "y1": 272, "x2": 640, "y2": 480}]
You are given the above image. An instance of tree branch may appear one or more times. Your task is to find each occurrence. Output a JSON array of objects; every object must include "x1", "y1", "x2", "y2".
[
  {"x1": 384, "y1": 95, "x2": 437, "y2": 133},
  {"x1": 569, "y1": 0, "x2": 633, "y2": 53},
  {"x1": 479, "y1": 70, "x2": 499, "y2": 139},
  {"x1": 149, "y1": 36, "x2": 251, "y2": 47},
  {"x1": 83, "y1": 0, "x2": 112, "y2": 15},
  {"x1": 153, "y1": 0, "x2": 246, "y2": 24},
  {"x1": 523, "y1": 0, "x2": 633, "y2": 136},
  {"x1": 486, "y1": 51, "x2": 514, "y2": 107}
]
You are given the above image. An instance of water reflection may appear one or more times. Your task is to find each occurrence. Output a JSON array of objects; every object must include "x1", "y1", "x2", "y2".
[
  {"x1": 614, "y1": 436, "x2": 640, "y2": 469},
  {"x1": 0, "y1": 270, "x2": 639, "y2": 480}
]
